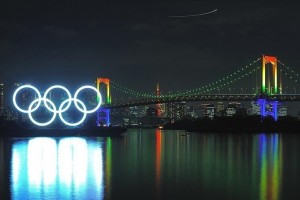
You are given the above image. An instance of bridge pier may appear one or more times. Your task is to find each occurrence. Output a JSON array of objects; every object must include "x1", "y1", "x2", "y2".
[
  {"x1": 257, "y1": 98, "x2": 278, "y2": 121},
  {"x1": 96, "y1": 77, "x2": 111, "y2": 126},
  {"x1": 258, "y1": 55, "x2": 280, "y2": 121},
  {"x1": 97, "y1": 108, "x2": 110, "y2": 127}
]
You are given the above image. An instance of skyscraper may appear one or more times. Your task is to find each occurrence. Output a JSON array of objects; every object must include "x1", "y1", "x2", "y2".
[
  {"x1": 165, "y1": 102, "x2": 186, "y2": 120},
  {"x1": 202, "y1": 103, "x2": 215, "y2": 119},
  {"x1": 0, "y1": 83, "x2": 4, "y2": 111},
  {"x1": 278, "y1": 104, "x2": 288, "y2": 117},
  {"x1": 249, "y1": 101, "x2": 260, "y2": 115},
  {"x1": 216, "y1": 102, "x2": 225, "y2": 116},
  {"x1": 225, "y1": 102, "x2": 241, "y2": 117}
]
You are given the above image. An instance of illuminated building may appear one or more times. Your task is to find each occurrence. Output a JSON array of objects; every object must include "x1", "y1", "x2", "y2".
[
  {"x1": 249, "y1": 101, "x2": 260, "y2": 115},
  {"x1": 129, "y1": 106, "x2": 138, "y2": 117},
  {"x1": 159, "y1": 103, "x2": 166, "y2": 117},
  {"x1": 165, "y1": 102, "x2": 186, "y2": 120},
  {"x1": 215, "y1": 102, "x2": 225, "y2": 116},
  {"x1": 186, "y1": 106, "x2": 195, "y2": 118},
  {"x1": 278, "y1": 105, "x2": 287, "y2": 117},
  {"x1": 5, "y1": 109, "x2": 18, "y2": 121},
  {"x1": 202, "y1": 104, "x2": 214, "y2": 119},
  {"x1": 0, "y1": 83, "x2": 3, "y2": 113},
  {"x1": 146, "y1": 106, "x2": 157, "y2": 117},
  {"x1": 249, "y1": 100, "x2": 286, "y2": 119},
  {"x1": 225, "y1": 102, "x2": 241, "y2": 117},
  {"x1": 139, "y1": 105, "x2": 148, "y2": 117},
  {"x1": 192, "y1": 105, "x2": 203, "y2": 118}
]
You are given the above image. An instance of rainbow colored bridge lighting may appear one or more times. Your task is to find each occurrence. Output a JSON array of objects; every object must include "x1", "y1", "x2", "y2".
[
  {"x1": 259, "y1": 55, "x2": 280, "y2": 121},
  {"x1": 96, "y1": 78, "x2": 111, "y2": 126},
  {"x1": 262, "y1": 55, "x2": 278, "y2": 95}
]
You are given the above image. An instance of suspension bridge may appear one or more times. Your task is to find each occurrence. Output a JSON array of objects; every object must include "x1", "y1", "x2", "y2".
[{"x1": 96, "y1": 55, "x2": 300, "y2": 126}]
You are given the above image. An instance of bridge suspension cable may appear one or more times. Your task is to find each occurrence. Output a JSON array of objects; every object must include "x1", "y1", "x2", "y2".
[
  {"x1": 278, "y1": 60, "x2": 300, "y2": 83},
  {"x1": 110, "y1": 57, "x2": 261, "y2": 98},
  {"x1": 165, "y1": 57, "x2": 261, "y2": 97},
  {"x1": 110, "y1": 81, "x2": 156, "y2": 98}
]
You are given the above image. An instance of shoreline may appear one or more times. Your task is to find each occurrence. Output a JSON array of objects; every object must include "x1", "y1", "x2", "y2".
[{"x1": 162, "y1": 116, "x2": 300, "y2": 133}]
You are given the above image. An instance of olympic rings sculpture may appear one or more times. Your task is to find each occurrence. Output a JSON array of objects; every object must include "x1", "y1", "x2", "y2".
[{"x1": 13, "y1": 85, "x2": 102, "y2": 126}]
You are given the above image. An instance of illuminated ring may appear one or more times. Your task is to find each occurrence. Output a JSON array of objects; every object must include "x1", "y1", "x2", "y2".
[
  {"x1": 58, "y1": 98, "x2": 87, "y2": 126},
  {"x1": 28, "y1": 98, "x2": 57, "y2": 126},
  {"x1": 43, "y1": 85, "x2": 72, "y2": 113},
  {"x1": 13, "y1": 85, "x2": 42, "y2": 113},
  {"x1": 13, "y1": 84, "x2": 101, "y2": 127},
  {"x1": 73, "y1": 85, "x2": 102, "y2": 114}
]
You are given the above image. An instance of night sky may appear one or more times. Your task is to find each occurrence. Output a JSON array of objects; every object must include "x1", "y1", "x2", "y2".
[{"x1": 1, "y1": 1, "x2": 300, "y2": 94}]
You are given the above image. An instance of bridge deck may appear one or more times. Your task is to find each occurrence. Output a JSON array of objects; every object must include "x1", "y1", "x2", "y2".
[{"x1": 103, "y1": 94, "x2": 300, "y2": 109}]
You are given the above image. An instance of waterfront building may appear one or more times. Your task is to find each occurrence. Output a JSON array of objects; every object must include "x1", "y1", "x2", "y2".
[
  {"x1": 186, "y1": 106, "x2": 195, "y2": 118},
  {"x1": 248, "y1": 101, "x2": 287, "y2": 118},
  {"x1": 225, "y1": 102, "x2": 241, "y2": 117},
  {"x1": 249, "y1": 101, "x2": 260, "y2": 115},
  {"x1": 202, "y1": 103, "x2": 214, "y2": 119},
  {"x1": 165, "y1": 102, "x2": 186, "y2": 120},
  {"x1": 129, "y1": 106, "x2": 138, "y2": 117},
  {"x1": 0, "y1": 83, "x2": 3, "y2": 115},
  {"x1": 192, "y1": 105, "x2": 204, "y2": 118},
  {"x1": 215, "y1": 102, "x2": 225, "y2": 116},
  {"x1": 146, "y1": 106, "x2": 157, "y2": 117},
  {"x1": 159, "y1": 103, "x2": 166, "y2": 117},
  {"x1": 278, "y1": 105, "x2": 288, "y2": 117}
]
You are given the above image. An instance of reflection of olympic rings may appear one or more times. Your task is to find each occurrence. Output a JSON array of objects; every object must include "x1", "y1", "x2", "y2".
[{"x1": 13, "y1": 85, "x2": 102, "y2": 126}]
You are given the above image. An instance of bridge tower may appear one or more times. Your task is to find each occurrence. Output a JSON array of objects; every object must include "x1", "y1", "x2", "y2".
[
  {"x1": 258, "y1": 55, "x2": 280, "y2": 120},
  {"x1": 261, "y1": 55, "x2": 279, "y2": 95},
  {"x1": 156, "y1": 83, "x2": 161, "y2": 117},
  {"x1": 96, "y1": 78, "x2": 111, "y2": 126}
]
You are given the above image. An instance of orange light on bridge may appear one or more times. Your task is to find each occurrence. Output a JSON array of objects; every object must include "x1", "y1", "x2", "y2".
[{"x1": 262, "y1": 55, "x2": 278, "y2": 95}]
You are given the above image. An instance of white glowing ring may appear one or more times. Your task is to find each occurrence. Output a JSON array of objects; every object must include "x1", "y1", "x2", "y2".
[
  {"x1": 74, "y1": 85, "x2": 102, "y2": 114},
  {"x1": 28, "y1": 98, "x2": 57, "y2": 126},
  {"x1": 43, "y1": 85, "x2": 72, "y2": 113},
  {"x1": 13, "y1": 85, "x2": 42, "y2": 113},
  {"x1": 12, "y1": 84, "x2": 101, "y2": 127},
  {"x1": 58, "y1": 98, "x2": 87, "y2": 126}
]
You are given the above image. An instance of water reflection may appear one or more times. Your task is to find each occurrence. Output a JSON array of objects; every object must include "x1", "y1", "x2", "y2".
[
  {"x1": 258, "y1": 134, "x2": 282, "y2": 200},
  {"x1": 7, "y1": 130, "x2": 297, "y2": 200},
  {"x1": 155, "y1": 129, "x2": 162, "y2": 198},
  {"x1": 105, "y1": 137, "x2": 112, "y2": 200},
  {"x1": 150, "y1": 132, "x2": 283, "y2": 200},
  {"x1": 11, "y1": 137, "x2": 104, "y2": 200}
]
